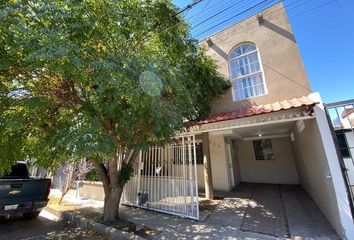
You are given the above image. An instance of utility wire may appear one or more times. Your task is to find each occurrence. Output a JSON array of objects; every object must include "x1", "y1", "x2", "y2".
[
  {"x1": 186, "y1": 0, "x2": 227, "y2": 21},
  {"x1": 196, "y1": 0, "x2": 334, "y2": 41},
  {"x1": 191, "y1": 0, "x2": 261, "y2": 32},
  {"x1": 191, "y1": 0, "x2": 247, "y2": 29},
  {"x1": 200, "y1": 0, "x2": 326, "y2": 42},
  {"x1": 289, "y1": 0, "x2": 337, "y2": 17},
  {"x1": 199, "y1": 0, "x2": 212, "y2": 12},
  {"x1": 131, "y1": 0, "x2": 205, "y2": 49},
  {"x1": 195, "y1": 0, "x2": 294, "y2": 41},
  {"x1": 194, "y1": 0, "x2": 273, "y2": 38}
]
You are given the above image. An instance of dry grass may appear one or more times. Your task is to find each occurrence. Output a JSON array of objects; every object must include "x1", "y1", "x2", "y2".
[{"x1": 47, "y1": 196, "x2": 80, "y2": 211}]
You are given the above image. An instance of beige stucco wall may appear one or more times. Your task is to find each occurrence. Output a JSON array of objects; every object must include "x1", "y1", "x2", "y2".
[
  {"x1": 78, "y1": 181, "x2": 105, "y2": 201},
  {"x1": 196, "y1": 165, "x2": 205, "y2": 189},
  {"x1": 236, "y1": 137, "x2": 300, "y2": 184},
  {"x1": 197, "y1": 135, "x2": 230, "y2": 191},
  {"x1": 200, "y1": 2, "x2": 311, "y2": 114},
  {"x1": 291, "y1": 119, "x2": 343, "y2": 236}
]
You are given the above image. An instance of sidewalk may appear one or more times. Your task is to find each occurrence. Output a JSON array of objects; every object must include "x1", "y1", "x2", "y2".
[{"x1": 49, "y1": 189, "x2": 280, "y2": 240}]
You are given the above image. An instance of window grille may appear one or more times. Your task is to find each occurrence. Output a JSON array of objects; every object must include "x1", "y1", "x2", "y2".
[
  {"x1": 173, "y1": 142, "x2": 203, "y2": 165},
  {"x1": 336, "y1": 132, "x2": 350, "y2": 158},
  {"x1": 253, "y1": 139, "x2": 274, "y2": 160}
]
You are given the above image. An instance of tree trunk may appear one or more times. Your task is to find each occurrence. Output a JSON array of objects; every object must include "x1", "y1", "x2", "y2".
[
  {"x1": 90, "y1": 151, "x2": 139, "y2": 223},
  {"x1": 59, "y1": 188, "x2": 69, "y2": 205},
  {"x1": 102, "y1": 184, "x2": 124, "y2": 223}
]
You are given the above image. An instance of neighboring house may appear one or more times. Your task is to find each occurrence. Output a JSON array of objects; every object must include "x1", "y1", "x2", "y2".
[
  {"x1": 326, "y1": 100, "x2": 354, "y2": 199},
  {"x1": 80, "y1": 3, "x2": 354, "y2": 239}
]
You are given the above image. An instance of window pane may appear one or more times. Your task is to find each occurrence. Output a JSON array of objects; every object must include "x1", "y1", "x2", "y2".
[
  {"x1": 230, "y1": 51, "x2": 260, "y2": 78},
  {"x1": 253, "y1": 139, "x2": 274, "y2": 160},
  {"x1": 245, "y1": 44, "x2": 256, "y2": 53},
  {"x1": 254, "y1": 84, "x2": 265, "y2": 96},
  {"x1": 229, "y1": 44, "x2": 266, "y2": 101},
  {"x1": 230, "y1": 44, "x2": 257, "y2": 59},
  {"x1": 234, "y1": 73, "x2": 265, "y2": 100},
  {"x1": 336, "y1": 133, "x2": 350, "y2": 158},
  {"x1": 234, "y1": 80, "x2": 244, "y2": 100}
]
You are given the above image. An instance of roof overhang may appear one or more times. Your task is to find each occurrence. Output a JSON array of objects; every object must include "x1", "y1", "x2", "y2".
[
  {"x1": 180, "y1": 96, "x2": 318, "y2": 136},
  {"x1": 183, "y1": 107, "x2": 315, "y2": 135}
]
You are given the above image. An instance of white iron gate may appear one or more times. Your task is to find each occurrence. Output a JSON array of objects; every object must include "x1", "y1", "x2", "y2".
[
  {"x1": 325, "y1": 99, "x2": 354, "y2": 216},
  {"x1": 122, "y1": 135, "x2": 199, "y2": 220}
]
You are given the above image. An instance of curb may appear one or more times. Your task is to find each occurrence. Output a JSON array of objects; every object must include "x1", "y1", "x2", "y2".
[
  {"x1": 44, "y1": 206, "x2": 63, "y2": 219},
  {"x1": 62, "y1": 211, "x2": 145, "y2": 240},
  {"x1": 44, "y1": 205, "x2": 145, "y2": 240}
]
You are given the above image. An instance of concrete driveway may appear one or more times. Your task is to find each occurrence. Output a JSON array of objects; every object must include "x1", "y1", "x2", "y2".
[
  {"x1": 0, "y1": 210, "x2": 111, "y2": 240},
  {"x1": 119, "y1": 183, "x2": 340, "y2": 239},
  {"x1": 46, "y1": 184, "x2": 341, "y2": 239}
]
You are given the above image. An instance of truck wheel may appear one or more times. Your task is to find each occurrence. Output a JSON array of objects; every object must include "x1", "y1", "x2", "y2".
[{"x1": 23, "y1": 211, "x2": 40, "y2": 220}]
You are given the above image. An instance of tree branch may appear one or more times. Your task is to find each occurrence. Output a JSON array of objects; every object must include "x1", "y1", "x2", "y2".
[
  {"x1": 126, "y1": 150, "x2": 140, "y2": 166},
  {"x1": 123, "y1": 149, "x2": 134, "y2": 165},
  {"x1": 90, "y1": 158, "x2": 110, "y2": 195}
]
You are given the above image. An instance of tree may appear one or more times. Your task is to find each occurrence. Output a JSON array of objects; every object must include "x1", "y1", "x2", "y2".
[
  {"x1": 0, "y1": 0, "x2": 230, "y2": 223},
  {"x1": 60, "y1": 157, "x2": 93, "y2": 205}
]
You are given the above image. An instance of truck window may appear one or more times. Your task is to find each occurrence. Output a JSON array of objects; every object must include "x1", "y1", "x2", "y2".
[{"x1": 1, "y1": 162, "x2": 29, "y2": 179}]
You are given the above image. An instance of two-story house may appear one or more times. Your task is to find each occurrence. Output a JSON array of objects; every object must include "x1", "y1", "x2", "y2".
[
  {"x1": 78, "y1": 2, "x2": 354, "y2": 239},
  {"x1": 183, "y1": 2, "x2": 354, "y2": 239}
]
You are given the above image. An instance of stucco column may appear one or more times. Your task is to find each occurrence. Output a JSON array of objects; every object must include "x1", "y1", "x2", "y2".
[{"x1": 202, "y1": 132, "x2": 214, "y2": 199}]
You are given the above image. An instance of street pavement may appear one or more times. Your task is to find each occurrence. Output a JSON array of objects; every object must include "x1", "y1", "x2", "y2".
[{"x1": 0, "y1": 210, "x2": 112, "y2": 240}]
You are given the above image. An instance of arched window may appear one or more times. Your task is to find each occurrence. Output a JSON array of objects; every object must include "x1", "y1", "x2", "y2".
[{"x1": 229, "y1": 43, "x2": 267, "y2": 101}]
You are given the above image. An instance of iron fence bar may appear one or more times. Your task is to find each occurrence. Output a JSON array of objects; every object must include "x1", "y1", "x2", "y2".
[
  {"x1": 184, "y1": 137, "x2": 189, "y2": 216},
  {"x1": 193, "y1": 134, "x2": 200, "y2": 220},
  {"x1": 324, "y1": 104, "x2": 354, "y2": 220},
  {"x1": 122, "y1": 135, "x2": 199, "y2": 220},
  {"x1": 325, "y1": 99, "x2": 354, "y2": 108}
]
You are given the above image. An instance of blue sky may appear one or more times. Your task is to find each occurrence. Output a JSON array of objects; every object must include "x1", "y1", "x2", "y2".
[{"x1": 173, "y1": 0, "x2": 354, "y2": 103}]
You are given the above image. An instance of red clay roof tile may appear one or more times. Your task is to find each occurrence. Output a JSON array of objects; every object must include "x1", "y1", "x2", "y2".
[
  {"x1": 196, "y1": 96, "x2": 317, "y2": 125},
  {"x1": 342, "y1": 108, "x2": 354, "y2": 119}
]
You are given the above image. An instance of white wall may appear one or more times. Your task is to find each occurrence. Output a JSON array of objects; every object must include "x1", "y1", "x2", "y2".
[
  {"x1": 292, "y1": 115, "x2": 354, "y2": 239},
  {"x1": 236, "y1": 137, "x2": 300, "y2": 184}
]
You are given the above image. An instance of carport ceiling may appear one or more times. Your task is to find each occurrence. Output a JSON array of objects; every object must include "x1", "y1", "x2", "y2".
[{"x1": 233, "y1": 121, "x2": 295, "y2": 139}]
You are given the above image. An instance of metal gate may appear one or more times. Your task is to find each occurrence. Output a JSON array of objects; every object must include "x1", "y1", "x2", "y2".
[
  {"x1": 121, "y1": 135, "x2": 199, "y2": 220},
  {"x1": 325, "y1": 100, "x2": 354, "y2": 205}
]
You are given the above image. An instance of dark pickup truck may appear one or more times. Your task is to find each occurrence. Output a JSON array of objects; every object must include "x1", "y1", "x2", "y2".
[{"x1": 0, "y1": 161, "x2": 51, "y2": 219}]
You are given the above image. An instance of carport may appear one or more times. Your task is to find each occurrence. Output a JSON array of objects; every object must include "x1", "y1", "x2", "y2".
[{"x1": 189, "y1": 93, "x2": 354, "y2": 239}]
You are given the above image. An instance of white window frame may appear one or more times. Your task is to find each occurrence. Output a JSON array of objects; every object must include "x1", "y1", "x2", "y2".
[{"x1": 228, "y1": 43, "x2": 268, "y2": 101}]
